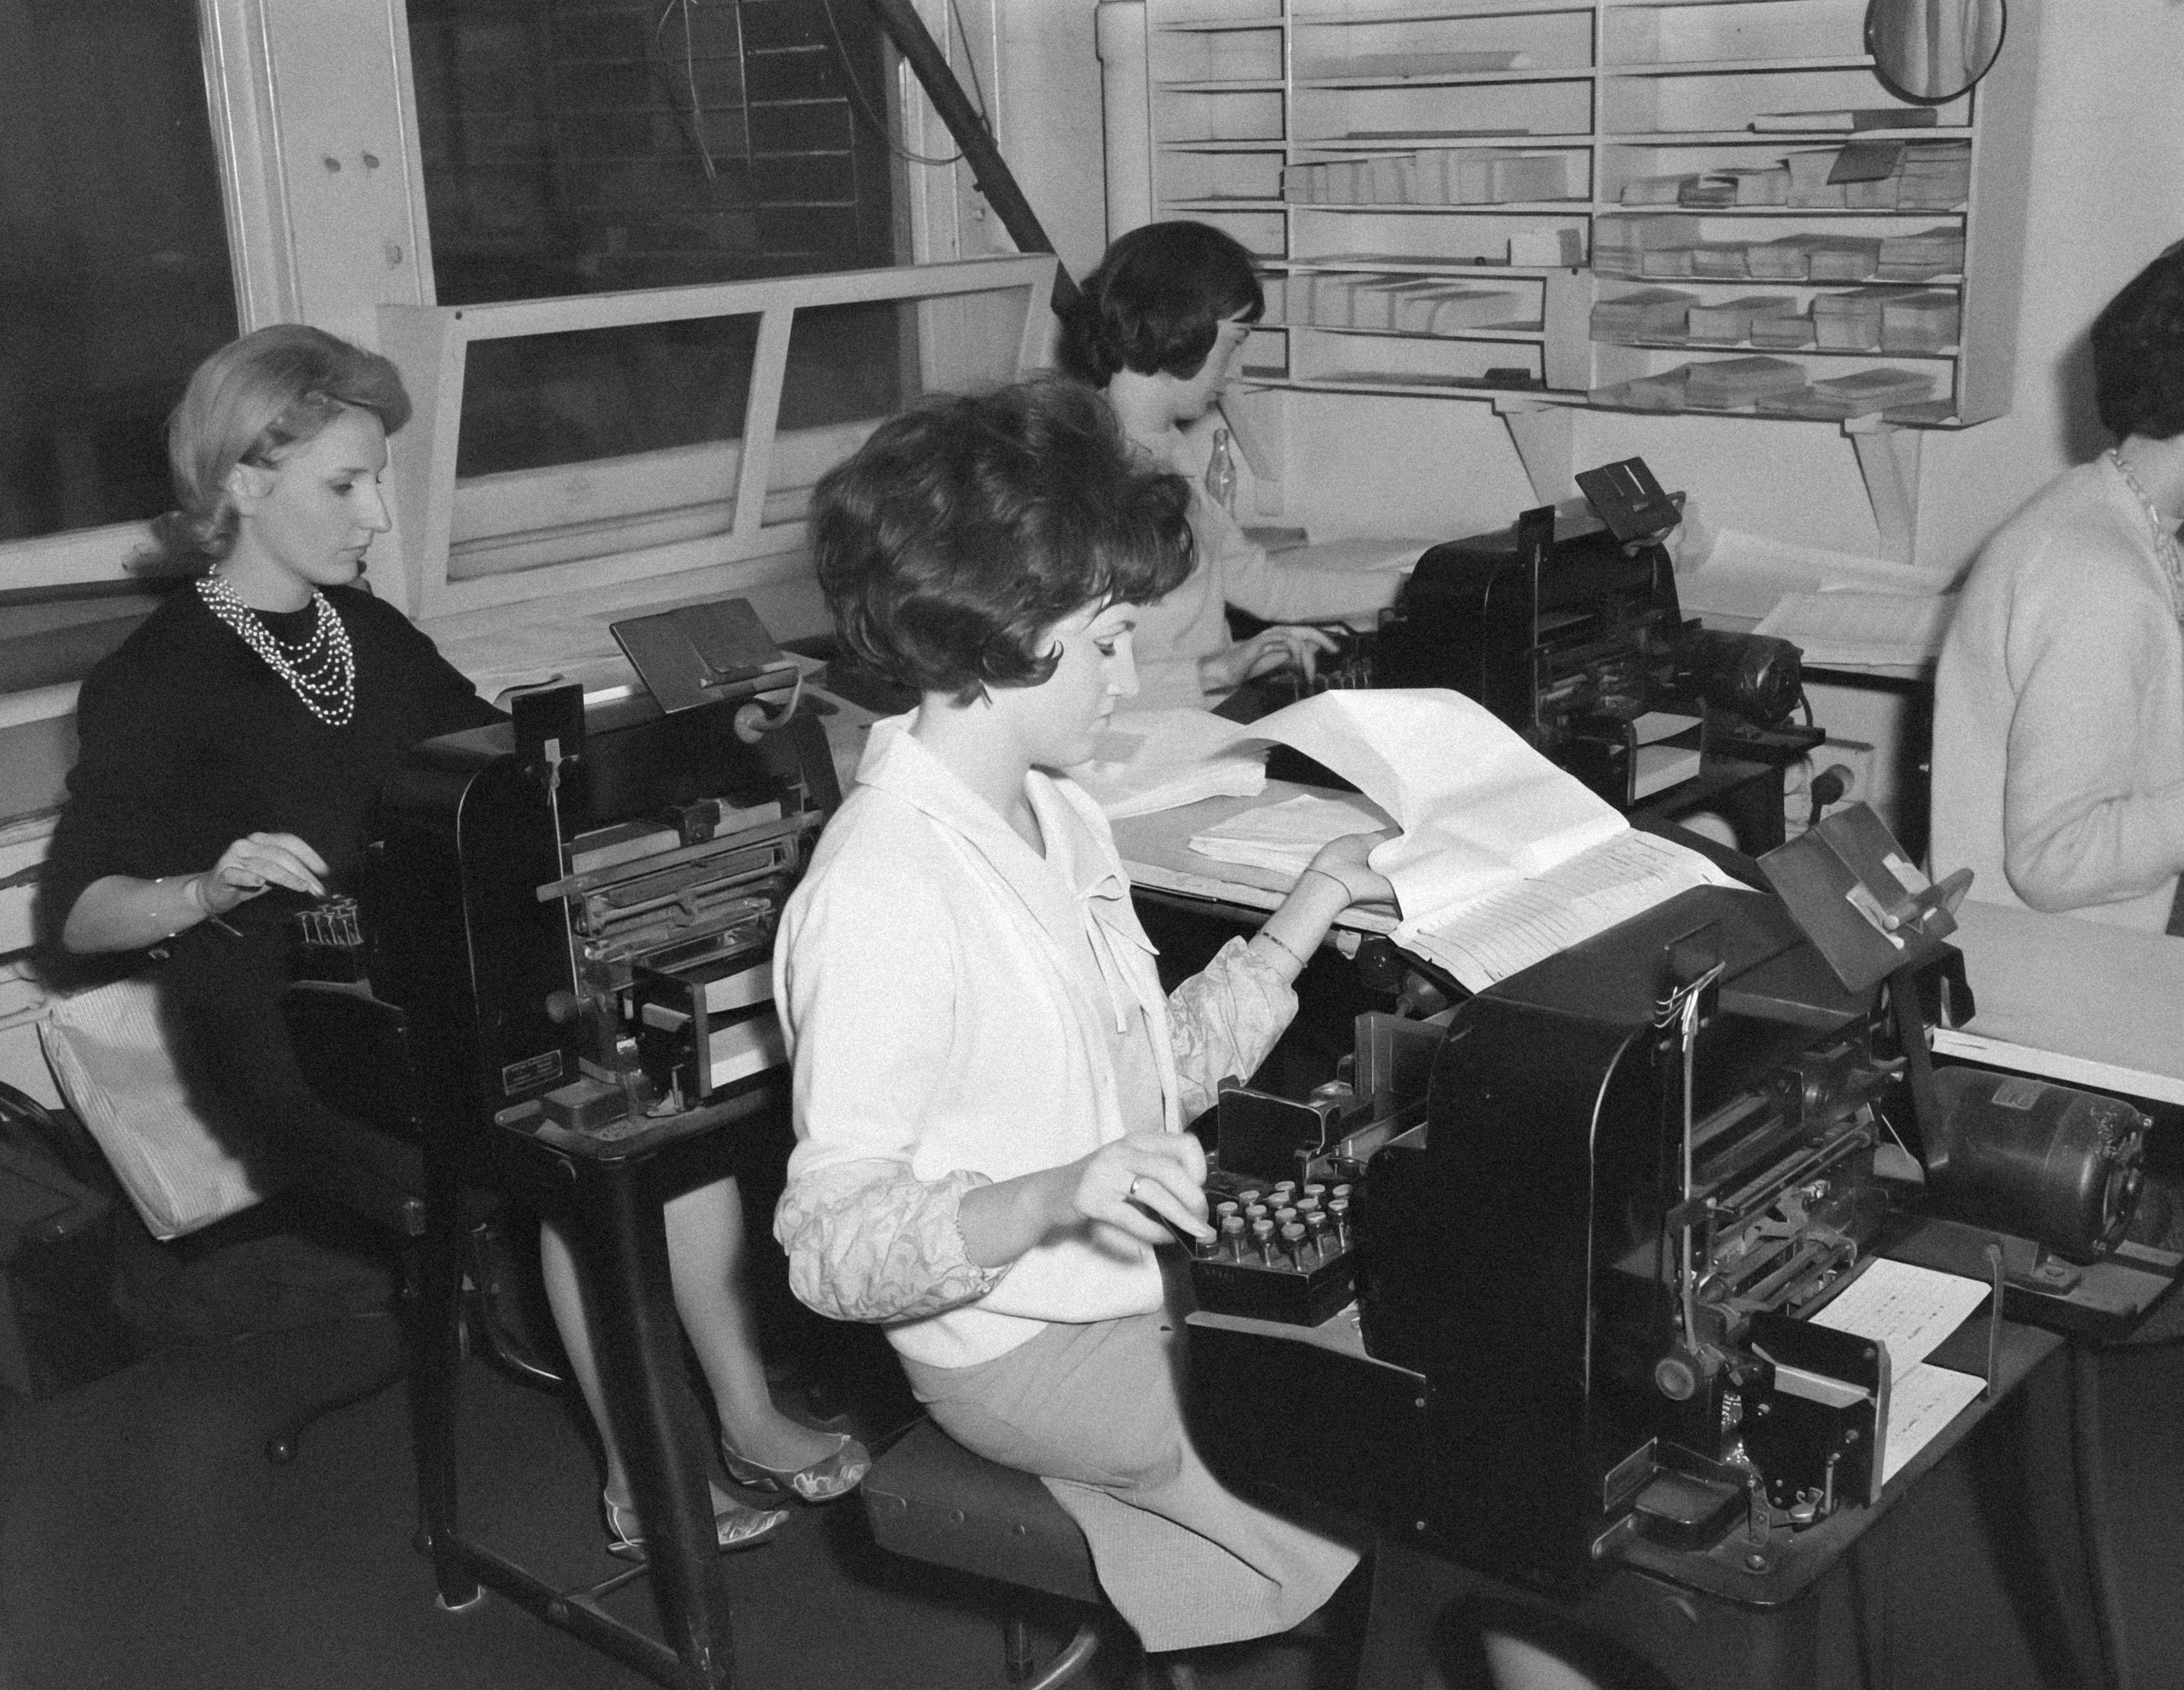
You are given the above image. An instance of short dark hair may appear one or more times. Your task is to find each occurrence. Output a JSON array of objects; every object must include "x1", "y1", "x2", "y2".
[
  {"x1": 1057, "y1": 221, "x2": 1265, "y2": 389},
  {"x1": 813, "y1": 378, "x2": 1194, "y2": 704},
  {"x1": 2092, "y1": 241, "x2": 2184, "y2": 441}
]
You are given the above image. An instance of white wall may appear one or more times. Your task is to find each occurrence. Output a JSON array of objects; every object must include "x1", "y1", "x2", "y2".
[{"x1": 1005, "y1": 0, "x2": 2184, "y2": 575}]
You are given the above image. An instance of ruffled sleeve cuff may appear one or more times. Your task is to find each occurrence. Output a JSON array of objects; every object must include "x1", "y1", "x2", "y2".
[
  {"x1": 1166, "y1": 935, "x2": 1298, "y2": 1120},
  {"x1": 777, "y1": 1161, "x2": 1010, "y2": 1325}
]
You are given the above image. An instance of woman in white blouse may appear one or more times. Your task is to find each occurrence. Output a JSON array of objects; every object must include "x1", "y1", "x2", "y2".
[
  {"x1": 1058, "y1": 221, "x2": 1408, "y2": 711},
  {"x1": 773, "y1": 378, "x2": 1390, "y2": 1662}
]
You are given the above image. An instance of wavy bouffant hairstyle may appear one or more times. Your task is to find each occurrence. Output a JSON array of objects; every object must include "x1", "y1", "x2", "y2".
[
  {"x1": 138, "y1": 325, "x2": 411, "y2": 577},
  {"x1": 813, "y1": 378, "x2": 1194, "y2": 704},
  {"x1": 2093, "y1": 241, "x2": 2184, "y2": 442},
  {"x1": 1056, "y1": 221, "x2": 1265, "y2": 389}
]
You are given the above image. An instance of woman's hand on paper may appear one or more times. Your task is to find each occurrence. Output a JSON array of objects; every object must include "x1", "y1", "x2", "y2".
[
  {"x1": 1305, "y1": 829, "x2": 1397, "y2": 907},
  {"x1": 1200, "y1": 625, "x2": 1342, "y2": 694}
]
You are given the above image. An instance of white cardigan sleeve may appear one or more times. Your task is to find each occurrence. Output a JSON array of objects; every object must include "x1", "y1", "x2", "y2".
[
  {"x1": 1999, "y1": 532, "x2": 2184, "y2": 912},
  {"x1": 774, "y1": 856, "x2": 1010, "y2": 1323}
]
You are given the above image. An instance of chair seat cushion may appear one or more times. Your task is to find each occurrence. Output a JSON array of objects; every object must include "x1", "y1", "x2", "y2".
[{"x1": 863, "y1": 1420, "x2": 1101, "y2": 1605}]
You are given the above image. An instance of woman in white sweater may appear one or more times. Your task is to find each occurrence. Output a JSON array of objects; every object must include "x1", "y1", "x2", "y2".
[
  {"x1": 773, "y1": 379, "x2": 1390, "y2": 1658},
  {"x1": 1932, "y1": 241, "x2": 2184, "y2": 930},
  {"x1": 1058, "y1": 221, "x2": 1408, "y2": 710}
]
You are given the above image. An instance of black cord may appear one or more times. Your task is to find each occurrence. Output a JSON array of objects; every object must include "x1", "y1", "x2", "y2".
[{"x1": 818, "y1": 0, "x2": 968, "y2": 166}]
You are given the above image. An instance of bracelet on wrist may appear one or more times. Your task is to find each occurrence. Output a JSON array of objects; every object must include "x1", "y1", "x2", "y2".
[
  {"x1": 1303, "y1": 865, "x2": 1353, "y2": 903},
  {"x1": 182, "y1": 874, "x2": 211, "y2": 914},
  {"x1": 1256, "y1": 928, "x2": 1311, "y2": 972}
]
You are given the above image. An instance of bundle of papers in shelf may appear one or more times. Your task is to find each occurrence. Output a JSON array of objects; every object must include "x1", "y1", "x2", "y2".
[
  {"x1": 1284, "y1": 148, "x2": 1582, "y2": 208},
  {"x1": 1595, "y1": 219, "x2": 1963, "y2": 286},
  {"x1": 1283, "y1": 272, "x2": 1529, "y2": 333},
  {"x1": 1295, "y1": 49, "x2": 1533, "y2": 80},
  {"x1": 1750, "y1": 106, "x2": 1941, "y2": 133},
  {"x1": 1181, "y1": 690, "x2": 1743, "y2": 994},
  {"x1": 1611, "y1": 137, "x2": 1969, "y2": 217},
  {"x1": 1589, "y1": 360, "x2": 1938, "y2": 419}
]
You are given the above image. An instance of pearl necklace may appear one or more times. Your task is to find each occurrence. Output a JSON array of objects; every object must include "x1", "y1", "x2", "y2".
[
  {"x1": 2107, "y1": 448, "x2": 2184, "y2": 624},
  {"x1": 196, "y1": 573, "x2": 357, "y2": 727}
]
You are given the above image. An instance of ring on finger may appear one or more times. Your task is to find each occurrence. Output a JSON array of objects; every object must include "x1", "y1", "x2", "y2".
[{"x1": 1126, "y1": 1176, "x2": 1141, "y2": 1203}]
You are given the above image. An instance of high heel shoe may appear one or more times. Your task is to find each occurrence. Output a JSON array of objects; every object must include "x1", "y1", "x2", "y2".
[
  {"x1": 601, "y1": 1489, "x2": 789, "y2": 1562},
  {"x1": 718, "y1": 1430, "x2": 871, "y2": 1504}
]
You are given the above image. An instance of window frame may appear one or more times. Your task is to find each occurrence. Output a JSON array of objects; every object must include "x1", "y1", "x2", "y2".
[{"x1": 0, "y1": 0, "x2": 1007, "y2": 683}]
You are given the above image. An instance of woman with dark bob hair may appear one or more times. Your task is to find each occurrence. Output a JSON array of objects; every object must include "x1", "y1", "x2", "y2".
[
  {"x1": 1932, "y1": 241, "x2": 2184, "y2": 930},
  {"x1": 39, "y1": 323, "x2": 861, "y2": 1562},
  {"x1": 1058, "y1": 221, "x2": 1408, "y2": 710},
  {"x1": 774, "y1": 376, "x2": 1391, "y2": 1660}
]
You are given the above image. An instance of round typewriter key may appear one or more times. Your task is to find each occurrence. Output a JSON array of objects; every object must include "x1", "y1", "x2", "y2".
[
  {"x1": 1250, "y1": 1218, "x2": 1278, "y2": 1266},
  {"x1": 1219, "y1": 1215, "x2": 1247, "y2": 1260},
  {"x1": 1328, "y1": 1196, "x2": 1351, "y2": 1249},
  {"x1": 1305, "y1": 1211, "x2": 1333, "y2": 1261},
  {"x1": 1331, "y1": 1183, "x2": 1353, "y2": 1202},
  {"x1": 1236, "y1": 1188, "x2": 1264, "y2": 1208},
  {"x1": 1295, "y1": 1195, "x2": 1321, "y2": 1215},
  {"x1": 1244, "y1": 1203, "x2": 1270, "y2": 1224},
  {"x1": 1280, "y1": 1221, "x2": 1309, "y2": 1269},
  {"x1": 1272, "y1": 1181, "x2": 1298, "y2": 1201},
  {"x1": 1303, "y1": 1182, "x2": 1328, "y2": 1201},
  {"x1": 1214, "y1": 1201, "x2": 1239, "y2": 1221}
]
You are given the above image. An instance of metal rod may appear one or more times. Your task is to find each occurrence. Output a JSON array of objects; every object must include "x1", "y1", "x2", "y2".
[{"x1": 855, "y1": 0, "x2": 1080, "y2": 315}]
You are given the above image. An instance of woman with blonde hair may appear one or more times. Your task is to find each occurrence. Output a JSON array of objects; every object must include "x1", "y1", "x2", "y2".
[{"x1": 39, "y1": 323, "x2": 862, "y2": 1560}]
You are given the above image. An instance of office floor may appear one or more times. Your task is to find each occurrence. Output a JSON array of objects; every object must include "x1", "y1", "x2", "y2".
[
  {"x1": 6, "y1": 1213, "x2": 2184, "y2": 1690},
  {"x1": 0, "y1": 1213, "x2": 1350, "y2": 1690}
]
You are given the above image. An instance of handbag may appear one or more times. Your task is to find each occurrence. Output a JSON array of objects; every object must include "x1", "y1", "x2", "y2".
[{"x1": 36, "y1": 975, "x2": 267, "y2": 1241}]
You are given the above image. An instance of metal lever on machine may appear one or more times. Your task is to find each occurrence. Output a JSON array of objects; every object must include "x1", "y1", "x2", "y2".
[{"x1": 1654, "y1": 922, "x2": 1726, "y2": 1373}]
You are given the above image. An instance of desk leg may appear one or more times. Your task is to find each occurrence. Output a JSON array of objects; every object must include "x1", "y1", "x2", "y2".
[
  {"x1": 415, "y1": 1144, "x2": 477, "y2": 1609},
  {"x1": 1358, "y1": 1539, "x2": 1467, "y2": 1689},
  {"x1": 568, "y1": 1158, "x2": 737, "y2": 1690}
]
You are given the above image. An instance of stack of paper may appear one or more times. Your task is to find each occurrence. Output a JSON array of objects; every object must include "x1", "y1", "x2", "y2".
[
  {"x1": 1684, "y1": 355, "x2": 1812, "y2": 407},
  {"x1": 1750, "y1": 311, "x2": 1818, "y2": 349},
  {"x1": 1209, "y1": 690, "x2": 1742, "y2": 991},
  {"x1": 1068, "y1": 709, "x2": 1267, "y2": 820},
  {"x1": 1809, "y1": 1258, "x2": 1988, "y2": 1485},
  {"x1": 1805, "y1": 236, "x2": 1883, "y2": 282},
  {"x1": 1688, "y1": 295, "x2": 1796, "y2": 344},
  {"x1": 1897, "y1": 141, "x2": 1973, "y2": 210},
  {"x1": 1811, "y1": 290, "x2": 1885, "y2": 350},
  {"x1": 1620, "y1": 173, "x2": 1693, "y2": 206},
  {"x1": 1639, "y1": 246, "x2": 1699, "y2": 279},
  {"x1": 1589, "y1": 366, "x2": 1693, "y2": 411},
  {"x1": 1674, "y1": 527, "x2": 1959, "y2": 625},
  {"x1": 1752, "y1": 108, "x2": 1939, "y2": 133},
  {"x1": 1188, "y1": 791, "x2": 1394, "y2": 877},
  {"x1": 1688, "y1": 245, "x2": 1753, "y2": 280},
  {"x1": 1746, "y1": 237, "x2": 1814, "y2": 281},
  {"x1": 1878, "y1": 226, "x2": 1966, "y2": 280},
  {"x1": 1590, "y1": 288, "x2": 1697, "y2": 341},
  {"x1": 1881, "y1": 290, "x2": 1961, "y2": 351},
  {"x1": 1677, "y1": 174, "x2": 1740, "y2": 208},
  {"x1": 1730, "y1": 166, "x2": 1791, "y2": 206}
]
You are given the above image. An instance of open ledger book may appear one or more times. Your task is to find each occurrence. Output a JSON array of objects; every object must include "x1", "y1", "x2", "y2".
[{"x1": 1195, "y1": 690, "x2": 1746, "y2": 993}]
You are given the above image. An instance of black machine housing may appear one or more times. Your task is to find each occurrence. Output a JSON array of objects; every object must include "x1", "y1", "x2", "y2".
[
  {"x1": 365, "y1": 684, "x2": 840, "y2": 1146},
  {"x1": 1368, "y1": 501, "x2": 1816, "y2": 811}
]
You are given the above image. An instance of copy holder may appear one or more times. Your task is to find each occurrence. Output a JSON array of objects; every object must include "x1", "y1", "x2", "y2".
[
  {"x1": 1756, "y1": 803, "x2": 1970, "y2": 994},
  {"x1": 611, "y1": 598, "x2": 800, "y2": 717}
]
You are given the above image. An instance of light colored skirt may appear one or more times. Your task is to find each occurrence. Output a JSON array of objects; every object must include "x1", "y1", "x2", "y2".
[{"x1": 900, "y1": 1310, "x2": 1359, "y2": 1653}]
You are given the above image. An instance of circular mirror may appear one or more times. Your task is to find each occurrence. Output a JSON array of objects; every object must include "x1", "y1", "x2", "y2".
[{"x1": 1866, "y1": 0, "x2": 2007, "y2": 103}]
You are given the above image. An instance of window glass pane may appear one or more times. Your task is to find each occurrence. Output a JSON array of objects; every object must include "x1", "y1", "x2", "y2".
[
  {"x1": 411, "y1": 0, "x2": 909, "y2": 464},
  {"x1": 0, "y1": 1, "x2": 239, "y2": 544}
]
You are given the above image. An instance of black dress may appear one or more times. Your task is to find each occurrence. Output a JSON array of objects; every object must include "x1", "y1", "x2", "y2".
[{"x1": 37, "y1": 583, "x2": 503, "y2": 1159}]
